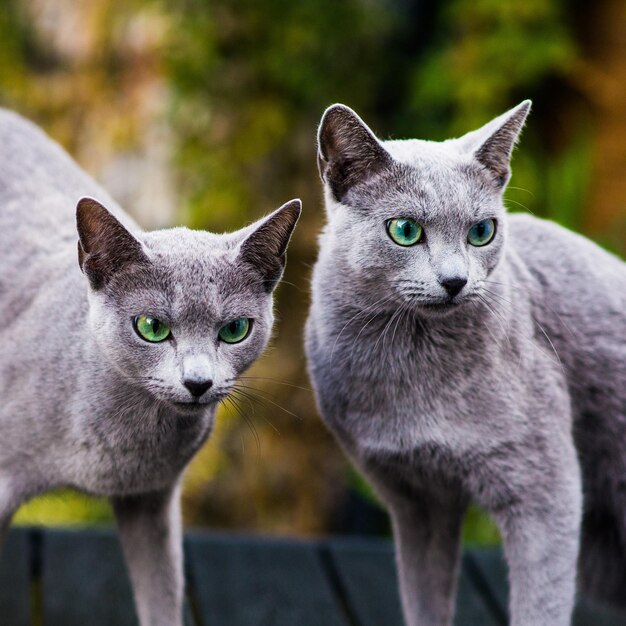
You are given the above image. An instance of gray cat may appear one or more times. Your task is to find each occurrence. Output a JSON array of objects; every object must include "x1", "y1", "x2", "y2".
[
  {"x1": 305, "y1": 101, "x2": 626, "y2": 626},
  {"x1": 0, "y1": 109, "x2": 300, "y2": 626}
]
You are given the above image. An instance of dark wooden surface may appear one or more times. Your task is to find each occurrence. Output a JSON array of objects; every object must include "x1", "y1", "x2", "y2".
[{"x1": 1, "y1": 527, "x2": 625, "y2": 625}]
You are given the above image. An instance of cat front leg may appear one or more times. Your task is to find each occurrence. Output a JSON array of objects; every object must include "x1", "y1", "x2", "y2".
[
  {"x1": 112, "y1": 483, "x2": 184, "y2": 626},
  {"x1": 392, "y1": 497, "x2": 466, "y2": 626},
  {"x1": 493, "y1": 445, "x2": 582, "y2": 626},
  {"x1": 0, "y1": 474, "x2": 18, "y2": 550},
  {"x1": 370, "y1": 473, "x2": 466, "y2": 626}
]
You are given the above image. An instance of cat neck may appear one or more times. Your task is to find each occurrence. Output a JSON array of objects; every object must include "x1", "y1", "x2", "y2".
[{"x1": 310, "y1": 253, "x2": 528, "y2": 371}]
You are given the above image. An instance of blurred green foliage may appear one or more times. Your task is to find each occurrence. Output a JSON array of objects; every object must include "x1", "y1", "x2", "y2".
[
  {"x1": 410, "y1": 0, "x2": 574, "y2": 133},
  {"x1": 14, "y1": 489, "x2": 113, "y2": 527},
  {"x1": 1, "y1": 0, "x2": 624, "y2": 544},
  {"x1": 166, "y1": 0, "x2": 400, "y2": 231},
  {"x1": 463, "y1": 506, "x2": 501, "y2": 546}
]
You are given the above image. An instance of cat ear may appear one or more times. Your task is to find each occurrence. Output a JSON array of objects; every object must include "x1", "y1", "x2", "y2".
[
  {"x1": 317, "y1": 104, "x2": 392, "y2": 201},
  {"x1": 239, "y1": 199, "x2": 301, "y2": 292},
  {"x1": 76, "y1": 197, "x2": 148, "y2": 290},
  {"x1": 459, "y1": 100, "x2": 531, "y2": 188}
]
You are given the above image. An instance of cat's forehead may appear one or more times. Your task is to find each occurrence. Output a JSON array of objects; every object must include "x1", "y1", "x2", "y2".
[
  {"x1": 144, "y1": 229, "x2": 245, "y2": 289},
  {"x1": 106, "y1": 227, "x2": 267, "y2": 320},
  {"x1": 144, "y1": 226, "x2": 236, "y2": 260},
  {"x1": 344, "y1": 139, "x2": 496, "y2": 222}
]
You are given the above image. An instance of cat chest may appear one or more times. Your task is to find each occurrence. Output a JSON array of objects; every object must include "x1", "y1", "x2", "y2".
[
  {"x1": 321, "y1": 350, "x2": 513, "y2": 464},
  {"x1": 363, "y1": 441, "x2": 517, "y2": 510},
  {"x1": 67, "y1": 414, "x2": 212, "y2": 496},
  {"x1": 331, "y1": 349, "x2": 494, "y2": 420}
]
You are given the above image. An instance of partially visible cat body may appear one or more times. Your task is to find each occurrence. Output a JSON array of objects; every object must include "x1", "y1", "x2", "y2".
[
  {"x1": 0, "y1": 109, "x2": 300, "y2": 626},
  {"x1": 306, "y1": 101, "x2": 626, "y2": 626}
]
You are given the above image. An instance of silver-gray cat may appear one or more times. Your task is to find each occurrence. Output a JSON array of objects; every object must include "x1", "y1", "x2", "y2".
[
  {"x1": 305, "y1": 101, "x2": 626, "y2": 626},
  {"x1": 0, "y1": 109, "x2": 300, "y2": 626}
]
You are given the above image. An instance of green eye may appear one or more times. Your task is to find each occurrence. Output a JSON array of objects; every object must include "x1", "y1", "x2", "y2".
[
  {"x1": 468, "y1": 218, "x2": 496, "y2": 247},
  {"x1": 218, "y1": 318, "x2": 251, "y2": 344},
  {"x1": 386, "y1": 218, "x2": 423, "y2": 246},
  {"x1": 133, "y1": 316, "x2": 171, "y2": 343}
]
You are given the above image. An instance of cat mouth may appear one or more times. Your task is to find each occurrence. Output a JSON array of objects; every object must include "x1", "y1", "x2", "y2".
[
  {"x1": 401, "y1": 291, "x2": 467, "y2": 312},
  {"x1": 416, "y1": 298, "x2": 466, "y2": 316},
  {"x1": 165, "y1": 389, "x2": 229, "y2": 412},
  {"x1": 171, "y1": 400, "x2": 210, "y2": 412},
  {"x1": 421, "y1": 299, "x2": 462, "y2": 310}
]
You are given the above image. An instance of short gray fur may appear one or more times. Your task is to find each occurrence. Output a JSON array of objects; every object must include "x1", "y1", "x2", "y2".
[
  {"x1": 0, "y1": 109, "x2": 300, "y2": 626},
  {"x1": 305, "y1": 101, "x2": 626, "y2": 626}
]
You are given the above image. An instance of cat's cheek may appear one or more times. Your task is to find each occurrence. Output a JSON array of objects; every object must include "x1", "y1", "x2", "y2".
[
  {"x1": 470, "y1": 232, "x2": 504, "y2": 277},
  {"x1": 86, "y1": 292, "x2": 116, "y2": 339},
  {"x1": 484, "y1": 242, "x2": 505, "y2": 274},
  {"x1": 85, "y1": 301, "x2": 133, "y2": 376},
  {"x1": 230, "y1": 345, "x2": 262, "y2": 376},
  {"x1": 230, "y1": 326, "x2": 272, "y2": 375}
]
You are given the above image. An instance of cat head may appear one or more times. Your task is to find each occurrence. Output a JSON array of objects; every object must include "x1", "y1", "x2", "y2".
[
  {"x1": 317, "y1": 101, "x2": 530, "y2": 317},
  {"x1": 76, "y1": 197, "x2": 300, "y2": 413}
]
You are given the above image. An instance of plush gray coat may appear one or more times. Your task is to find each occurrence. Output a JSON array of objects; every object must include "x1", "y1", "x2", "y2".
[
  {"x1": 0, "y1": 109, "x2": 300, "y2": 626},
  {"x1": 305, "y1": 101, "x2": 626, "y2": 626}
]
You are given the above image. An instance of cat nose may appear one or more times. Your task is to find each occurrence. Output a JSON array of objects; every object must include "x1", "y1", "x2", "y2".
[
  {"x1": 440, "y1": 276, "x2": 467, "y2": 298},
  {"x1": 184, "y1": 379, "x2": 213, "y2": 398}
]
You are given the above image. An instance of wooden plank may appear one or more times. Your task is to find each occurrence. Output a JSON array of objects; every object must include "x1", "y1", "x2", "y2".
[
  {"x1": 325, "y1": 539, "x2": 403, "y2": 626},
  {"x1": 457, "y1": 553, "x2": 505, "y2": 625},
  {"x1": 0, "y1": 528, "x2": 32, "y2": 626},
  {"x1": 465, "y1": 549, "x2": 509, "y2": 619},
  {"x1": 42, "y1": 528, "x2": 195, "y2": 626},
  {"x1": 185, "y1": 532, "x2": 347, "y2": 626},
  {"x1": 25, "y1": 526, "x2": 626, "y2": 626},
  {"x1": 42, "y1": 528, "x2": 138, "y2": 626},
  {"x1": 573, "y1": 597, "x2": 626, "y2": 625},
  {"x1": 327, "y1": 539, "x2": 501, "y2": 626}
]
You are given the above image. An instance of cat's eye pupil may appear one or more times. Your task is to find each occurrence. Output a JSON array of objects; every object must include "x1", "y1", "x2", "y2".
[
  {"x1": 386, "y1": 218, "x2": 423, "y2": 247},
  {"x1": 134, "y1": 315, "x2": 171, "y2": 343},
  {"x1": 468, "y1": 218, "x2": 496, "y2": 247},
  {"x1": 218, "y1": 317, "x2": 251, "y2": 344}
]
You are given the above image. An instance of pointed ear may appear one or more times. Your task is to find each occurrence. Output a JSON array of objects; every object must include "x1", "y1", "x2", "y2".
[
  {"x1": 317, "y1": 104, "x2": 392, "y2": 202},
  {"x1": 460, "y1": 100, "x2": 531, "y2": 188},
  {"x1": 76, "y1": 197, "x2": 148, "y2": 290},
  {"x1": 239, "y1": 199, "x2": 301, "y2": 292}
]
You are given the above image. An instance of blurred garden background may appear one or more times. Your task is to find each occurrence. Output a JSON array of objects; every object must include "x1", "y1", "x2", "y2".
[{"x1": 1, "y1": 0, "x2": 624, "y2": 545}]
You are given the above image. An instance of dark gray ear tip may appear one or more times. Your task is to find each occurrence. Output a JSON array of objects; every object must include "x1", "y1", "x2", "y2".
[
  {"x1": 76, "y1": 197, "x2": 97, "y2": 238},
  {"x1": 321, "y1": 103, "x2": 357, "y2": 121},
  {"x1": 515, "y1": 100, "x2": 532, "y2": 120},
  {"x1": 76, "y1": 196, "x2": 108, "y2": 224},
  {"x1": 277, "y1": 198, "x2": 302, "y2": 231},
  {"x1": 318, "y1": 103, "x2": 360, "y2": 137},
  {"x1": 76, "y1": 197, "x2": 114, "y2": 246},
  {"x1": 76, "y1": 196, "x2": 91, "y2": 219},
  {"x1": 77, "y1": 196, "x2": 101, "y2": 211},
  {"x1": 285, "y1": 198, "x2": 302, "y2": 216}
]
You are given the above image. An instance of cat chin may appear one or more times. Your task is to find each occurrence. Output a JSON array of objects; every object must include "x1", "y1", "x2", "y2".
[
  {"x1": 168, "y1": 400, "x2": 214, "y2": 415},
  {"x1": 413, "y1": 300, "x2": 468, "y2": 319}
]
